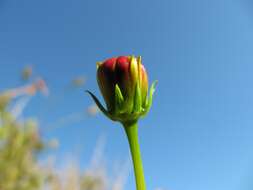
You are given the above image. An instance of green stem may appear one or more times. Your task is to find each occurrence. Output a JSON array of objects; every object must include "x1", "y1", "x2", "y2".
[{"x1": 123, "y1": 122, "x2": 146, "y2": 190}]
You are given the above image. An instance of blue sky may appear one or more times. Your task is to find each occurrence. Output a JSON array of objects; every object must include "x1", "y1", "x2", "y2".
[{"x1": 1, "y1": 0, "x2": 253, "y2": 189}]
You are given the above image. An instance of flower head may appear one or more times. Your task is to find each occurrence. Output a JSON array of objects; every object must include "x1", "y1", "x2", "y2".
[{"x1": 87, "y1": 55, "x2": 157, "y2": 124}]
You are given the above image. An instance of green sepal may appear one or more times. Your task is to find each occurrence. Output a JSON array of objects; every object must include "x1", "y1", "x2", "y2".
[
  {"x1": 143, "y1": 80, "x2": 158, "y2": 114},
  {"x1": 86, "y1": 90, "x2": 112, "y2": 119},
  {"x1": 114, "y1": 84, "x2": 124, "y2": 114},
  {"x1": 133, "y1": 82, "x2": 142, "y2": 113}
]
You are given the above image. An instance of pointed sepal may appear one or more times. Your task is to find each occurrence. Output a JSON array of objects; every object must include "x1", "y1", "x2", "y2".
[
  {"x1": 114, "y1": 84, "x2": 124, "y2": 114},
  {"x1": 143, "y1": 80, "x2": 158, "y2": 114},
  {"x1": 86, "y1": 90, "x2": 112, "y2": 119},
  {"x1": 133, "y1": 82, "x2": 142, "y2": 113}
]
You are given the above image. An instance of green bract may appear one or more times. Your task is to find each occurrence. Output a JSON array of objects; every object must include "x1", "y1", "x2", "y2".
[{"x1": 87, "y1": 55, "x2": 157, "y2": 124}]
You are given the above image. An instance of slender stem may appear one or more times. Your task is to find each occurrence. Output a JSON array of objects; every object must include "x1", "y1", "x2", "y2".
[{"x1": 123, "y1": 122, "x2": 146, "y2": 190}]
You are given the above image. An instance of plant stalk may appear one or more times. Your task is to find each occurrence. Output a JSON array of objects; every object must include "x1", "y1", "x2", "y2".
[{"x1": 123, "y1": 122, "x2": 146, "y2": 190}]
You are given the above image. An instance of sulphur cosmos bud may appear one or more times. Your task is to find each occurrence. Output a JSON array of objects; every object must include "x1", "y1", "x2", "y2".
[{"x1": 87, "y1": 55, "x2": 157, "y2": 124}]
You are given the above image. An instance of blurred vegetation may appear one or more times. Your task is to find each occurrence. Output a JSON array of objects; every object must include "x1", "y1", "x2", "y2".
[
  {"x1": 0, "y1": 69, "x2": 127, "y2": 190},
  {"x1": 0, "y1": 95, "x2": 45, "y2": 190},
  {"x1": 0, "y1": 66, "x2": 164, "y2": 190}
]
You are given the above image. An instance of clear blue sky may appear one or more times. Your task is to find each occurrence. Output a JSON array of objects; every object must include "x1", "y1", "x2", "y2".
[{"x1": 1, "y1": 0, "x2": 253, "y2": 189}]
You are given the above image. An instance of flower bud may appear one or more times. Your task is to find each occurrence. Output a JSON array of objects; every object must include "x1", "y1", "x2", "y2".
[{"x1": 87, "y1": 55, "x2": 157, "y2": 124}]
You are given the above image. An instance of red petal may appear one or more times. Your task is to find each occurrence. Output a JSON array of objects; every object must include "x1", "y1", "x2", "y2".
[{"x1": 103, "y1": 57, "x2": 117, "y2": 71}]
